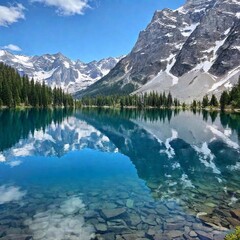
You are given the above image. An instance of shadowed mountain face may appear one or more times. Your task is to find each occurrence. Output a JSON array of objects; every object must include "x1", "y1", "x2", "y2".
[
  {"x1": 0, "y1": 109, "x2": 240, "y2": 231},
  {"x1": 76, "y1": 0, "x2": 240, "y2": 102}
]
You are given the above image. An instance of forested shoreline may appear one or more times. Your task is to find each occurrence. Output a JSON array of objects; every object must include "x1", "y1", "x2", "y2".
[
  {"x1": 1, "y1": 62, "x2": 240, "y2": 111},
  {"x1": 78, "y1": 79, "x2": 240, "y2": 112},
  {"x1": 0, "y1": 63, "x2": 74, "y2": 108},
  {"x1": 79, "y1": 92, "x2": 181, "y2": 109}
]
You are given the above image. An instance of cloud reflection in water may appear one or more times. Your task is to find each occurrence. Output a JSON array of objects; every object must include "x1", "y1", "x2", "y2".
[{"x1": 0, "y1": 185, "x2": 26, "y2": 204}]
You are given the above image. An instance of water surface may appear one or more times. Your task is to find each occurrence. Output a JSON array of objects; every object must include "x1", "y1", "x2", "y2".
[{"x1": 0, "y1": 109, "x2": 240, "y2": 240}]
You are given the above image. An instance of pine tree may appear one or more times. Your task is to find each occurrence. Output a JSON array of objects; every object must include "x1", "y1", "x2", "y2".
[
  {"x1": 192, "y1": 100, "x2": 197, "y2": 109},
  {"x1": 182, "y1": 102, "x2": 186, "y2": 110},
  {"x1": 220, "y1": 91, "x2": 230, "y2": 110},
  {"x1": 210, "y1": 94, "x2": 219, "y2": 107},
  {"x1": 2, "y1": 79, "x2": 12, "y2": 107},
  {"x1": 202, "y1": 95, "x2": 209, "y2": 108},
  {"x1": 174, "y1": 98, "x2": 178, "y2": 107},
  {"x1": 0, "y1": 63, "x2": 73, "y2": 108},
  {"x1": 41, "y1": 82, "x2": 48, "y2": 108},
  {"x1": 162, "y1": 92, "x2": 167, "y2": 107},
  {"x1": 167, "y1": 92, "x2": 173, "y2": 108},
  {"x1": 79, "y1": 91, "x2": 182, "y2": 109}
]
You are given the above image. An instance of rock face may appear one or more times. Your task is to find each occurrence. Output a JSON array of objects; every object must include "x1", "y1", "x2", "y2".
[
  {"x1": 76, "y1": 0, "x2": 240, "y2": 102},
  {"x1": 0, "y1": 50, "x2": 121, "y2": 94}
]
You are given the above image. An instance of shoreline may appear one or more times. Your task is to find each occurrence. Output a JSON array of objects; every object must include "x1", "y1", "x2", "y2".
[
  {"x1": 1, "y1": 105, "x2": 240, "y2": 113},
  {"x1": 77, "y1": 105, "x2": 240, "y2": 113},
  {"x1": 0, "y1": 105, "x2": 74, "y2": 110}
]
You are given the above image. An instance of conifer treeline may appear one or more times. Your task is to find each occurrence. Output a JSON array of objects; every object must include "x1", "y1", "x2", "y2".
[
  {"x1": 0, "y1": 63, "x2": 74, "y2": 108},
  {"x1": 81, "y1": 78, "x2": 240, "y2": 111},
  {"x1": 191, "y1": 94, "x2": 219, "y2": 110},
  {"x1": 195, "y1": 78, "x2": 240, "y2": 110},
  {"x1": 220, "y1": 79, "x2": 240, "y2": 110},
  {"x1": 81, "y1": 92, "x2": 181, "y2": 108}
]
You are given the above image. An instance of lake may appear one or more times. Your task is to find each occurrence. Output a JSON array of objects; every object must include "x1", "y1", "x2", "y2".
[{"x1": 0, "y1": 108, "x2": 239, "y2": 240}]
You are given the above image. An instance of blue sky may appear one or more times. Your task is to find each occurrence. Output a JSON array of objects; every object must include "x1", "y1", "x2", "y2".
[{"x1": 0, "y1": 0, "x2": 184, "y2": 62}]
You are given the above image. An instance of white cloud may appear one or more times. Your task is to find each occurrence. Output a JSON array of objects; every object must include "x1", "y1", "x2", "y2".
[
  {"x1": 0, "y1": 4, "x2": 25, "y2": 27},
  {"x1": 2, "y1": 44, "x2": 22, "y2": 52},
  {"x1": 0, "y1": 185, "x2": 26, "y2": 204},
  {"x1": 31, "y1": 0, "x2": 90, "y2": 16}
]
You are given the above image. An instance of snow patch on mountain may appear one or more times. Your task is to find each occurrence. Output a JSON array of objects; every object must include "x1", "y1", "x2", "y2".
[
  {"x1": 77, "y1": 0, "x2": 240, "y2": 101},
  {"x1": 0, "y1": 50, "x2": 122, "y2": 94}
]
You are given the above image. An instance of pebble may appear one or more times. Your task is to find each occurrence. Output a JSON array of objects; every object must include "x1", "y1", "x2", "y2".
[
  {"x1": 189, "y1": 230, "x2": 197, "y2": 237},
  {"x1": 101, "y1": 208, "x2": 126, "y2": 219},
  {"x1": 226, "y1": 217, "x2": 240, "y2": 227},
  {"x1": 230, "y1": 209, "x2": 240, "y2": 220},
  {"x1": 0, "y1": 183, "x2": 237, "y2": 240},
  {"x1": 95, "y1": 223, "x2": 108, "y2": 232},
  {"x1": 129, "y1": 214, "x2": 141, "y2": 226},
  {"x1": 167, "y1": 230, "x2": 183, "y2": 238},
  {"x1": 196, "y1": 230, "x2": 213, "y2": 240},
  {"x1": 126, "y1": 199, "x2": 134, "y2": 208}
]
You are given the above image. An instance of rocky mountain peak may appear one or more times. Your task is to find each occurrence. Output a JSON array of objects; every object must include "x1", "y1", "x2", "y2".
[
  {"x1": 76, "y1": 0, "x2": 240, "y2": 102},
  {"x1": 54, "y1": 52, "x2": 65, "y2": 58},
  {"x1": 185, "y1": 0, "x2": 214, "y2": 6},
  {"x1": 0, "y1": 51, "x2": 122, "y2": 94}
]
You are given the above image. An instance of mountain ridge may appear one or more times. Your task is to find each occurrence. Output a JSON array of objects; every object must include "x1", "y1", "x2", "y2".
[
  {"x1": 76, "y1": 0, "x2": 240, "y2": 103},
  {"x1": 0, "y1": 50, "x2": 122, "y2": 94}
]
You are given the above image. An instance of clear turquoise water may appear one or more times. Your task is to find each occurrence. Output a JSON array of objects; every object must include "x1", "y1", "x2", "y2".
[{"x1": 0, "y1": 109, "x2": 239, "y2": 240}]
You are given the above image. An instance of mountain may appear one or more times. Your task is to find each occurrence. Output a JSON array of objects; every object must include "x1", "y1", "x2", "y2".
[
  {"x1": 76, "y1": 0, "x2": 240, "y2": 102},
  {"x1": 0, "y1": 50, "x2": 121, "y2": 94}
]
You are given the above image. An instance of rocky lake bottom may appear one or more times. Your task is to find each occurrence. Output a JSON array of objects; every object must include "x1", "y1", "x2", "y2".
[{"x1": 0, "y1": 109, "x2": 239, "y2": 240}]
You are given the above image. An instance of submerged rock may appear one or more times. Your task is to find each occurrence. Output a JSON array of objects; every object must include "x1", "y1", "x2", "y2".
[
  {"x1": 205, "y1": 202, "x2": 216, "y2": 208},
  {"x1": 167, "y1": 230, "x2": 183, "y2": 239},
  {"x1": 126, "y1": 199, "x2": 134, "y2": 208},
  {"x1": 121, "y1": 233, "x2": 140, "y2": 240},
  {"x1": 230, "y1": 209, "x2": 240, "y2": 220},
  {"x1": 189, "y1": 230, "x2": 197, "y2": 237},
  {"x1": 141, "y1": 216, "x2": 156, "y2": 226},
  {"x1": 95, "y1": 223, "x2": 107, "y2": 233},
  {"x1": 129, "y1": 214, "x2": 141, "y2": 226},
  {"x1": 101, "y1": 208, "x2": 126, "y2": 220},
  {"x1": 195, "y1": 230, "x2": 213, "y2": 240},
  {"x1": 25, "y1": 196, "x2": 95, "y2": 240},
  {"x1": 226, "y1": 217, "x2": 240, "y2": 227}
]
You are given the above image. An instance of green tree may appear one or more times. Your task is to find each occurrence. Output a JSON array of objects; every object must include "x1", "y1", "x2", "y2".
[
  {"x1": 210, "y1": 94, "x2": 219, "y2": 107},
  {"x1": 182, "y1": 102, "x2": 186, "y2": 110},
  {"x1": 202, "y1": 95, "x2": 209, "y2": 108},
  {"x1": 2, "y1": 80, "x2": 13, "y2": 107},
  {"x1": 192, "y1": 100, "x2": 197, "y2": 109},
  {"x1": 0, "y1": 63, "x2": 73, "y2": 109},
  {"x1": 220, "y1": 91, "x2": 230, "y2": 110},
  {"x1": 167, "y1": 92, "x2": 173, "y2": 108}
]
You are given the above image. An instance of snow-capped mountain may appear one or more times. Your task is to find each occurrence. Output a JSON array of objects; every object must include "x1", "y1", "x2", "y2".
[
  {"x1": 76, "y1": 0, "x2": 240, "y2": 102},
  {"x1": 0, "y1": 50, "x2": 121, "y2": 94}
]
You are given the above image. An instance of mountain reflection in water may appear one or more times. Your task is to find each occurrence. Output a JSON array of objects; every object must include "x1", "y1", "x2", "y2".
[{"x1": 0, "y1": 108, "x2": 239, "y2": 240}]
